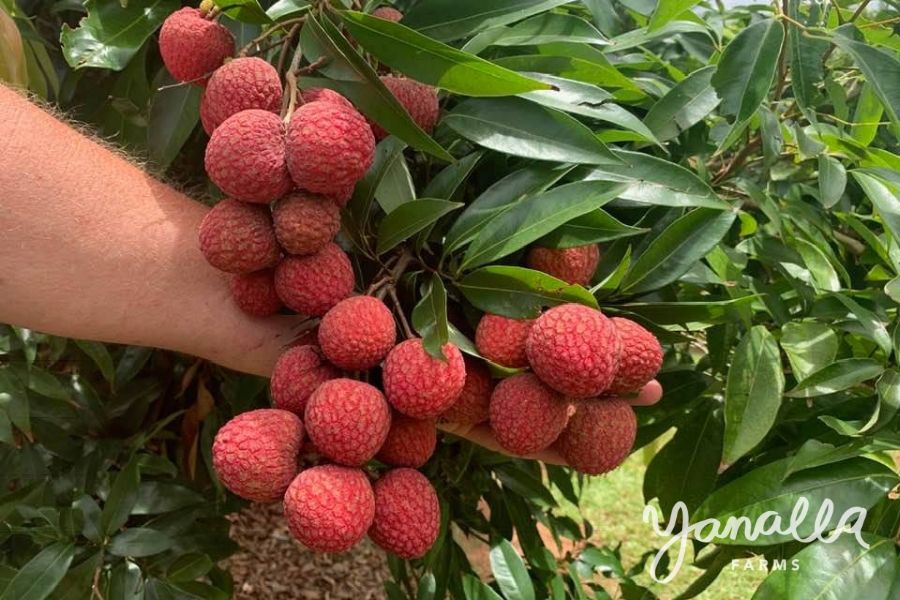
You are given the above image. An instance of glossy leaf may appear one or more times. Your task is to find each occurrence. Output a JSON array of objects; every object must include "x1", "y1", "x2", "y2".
[
  {"x1": 539, "y1": 209, "x2": 647, "y2": 248},
  {"x1": 403, "y1": 0, "x2": 571, "y2": 42},
  {"x1": 148, "y1": 71, "x2": 201, "y2": 170},
  {"x1": 648, "y1": 1, "x2": 701, "y2": 31},
  {"x1": 377, "y1": 199, "x2": 463, "y2": 254},
  {"x1": 489, "y1": 540, "x2": 535, "y2": 600},
  {"x1": 644, "y1": 65, "x2": 720, "y2": 142},
  {"x1": 832, "y1": 32, "x2": 900, "y2": 123},
  {"x1": 109, "y1": 527, "x2": 174, "y2": 557},
  {"x1": 491, "y1": 13, "x2": 607, "y2": 47},
  {"x1": 787, "y1": 1, "x2": 828, "y2": 110},
  {"x1": 212, "y1": 0, "x2": 270, "y2": 24},
  {"x1": 780, "y1": 322, "x2": 837, "y2": 381},
  {"x1": 0, "y1": 542, "x2": 74, "y2": 600},
  {"x1": 785, "y1": 358, "x2": 884, "y2": 398},
  {"x1": 100, "y1": 456, "x2": 141, "y2": 535},
  {"x1": 817, "y1": 155, "x2": 846, "y2": 208}
]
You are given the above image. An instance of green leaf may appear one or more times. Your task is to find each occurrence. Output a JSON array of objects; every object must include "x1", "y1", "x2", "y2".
[
  {"x1": 212, "y1": 0, "x2": 271, "y2": 24},
  {"x1": 832, "y1": 31, "x2": 900, "y2": 123},
  {"x1": 852, "y1": 171, "x2": 900, "y2": 246},
  {"x1": 793, "y1": 238, "x2": 841, "y2": 292},
  {"x1": 753, "y1": 534, "x2": 897, "y2": 600},
  {"x1": 101, "y1": 456, "x2": 141, "y2": 535},
  {"x1": 491, "y1": 13, "x2": 607, "y2": 47},
  {"x1": 462, "y1": 574, "x2": 504, "y2": 600},
  {"x1": 832, "y1": 293, "x2": 892, "y2": 355},
  {"x1": 644, "y1": 65, "x2": 720, "y2": 142},
  {"x1": 422, "y1": 152, "x2": 483, "y2": 199},
  {"x1": 148, "y1": 71, "x2": 201, "y2": 170},
  {"x1": 107, "y1": 561, "x2": 143, "y2": 600},
  {"x1": 614, "y1": 297, "x2": 758, "y2": 325},
  {"x1": 109, "y1": 527, "x2": 174, "y2": 557},
  {"x1": 851, "y1": 83, "x2": 883, "y2": 146},
  {"x1": 299, "y1": 16, "x2": 452, "y2": 161},
  {"x1": 712, "y1": 19, "x2": 785, "y2": 123},
  {"x1": 785, "y1": 358, "x2": 884, "y2": 398},
  {"x1": 340, "y1": 12, "x2": 549, "y2": 97},
  {"x1": 817, "y1": 155, "x2": 847, "y2": 208},
  {"x1": 166, "y1": 553, "x2": 214, "y2": 583},
  {"x1": 462, "y1": 180, "x2": 625, "y2": 270},
  {"x1": 723, "y1": 326, "x2": 784, "y2": 465},
  {"x1": 74, "y1": 340, "x2": 115, "y2": 384},
  {"x1": 494, "y1": 54, "x2": 641, "y2": 93},
  {"x1": 0, "y1": 542, "x2": 74, "y2": 600},
  {"x1": 376, "y1": 199, "x2": 463, "y2": 254},
  {"x1": 61, "y1": 0, "x2": 179, "y2": 70},
  {"x1": 539, "y1": 209, "x2": 647, "y2": 248},
  {"x1": 604, "y1": 20, "x2": 711, "y2": 53},
  {"x1": 787, "y1": 1, "x2": 828, "y2": 110},
  {"x1": 621, "y1": 208, "x2": 737, "y2": 295},
  {"x1": 489, "y1": 540, "x2": 535, "y2": 600},
  {"x1": 458, "y1": 266, "x2": 599, "y2": 319},
  {"x1": 345, "y1": 137, "x2": 408, "y2": 246},
  {"x1": 374, "y1": 151, "x2": 415, "y2": 214},
  {"x1": 402, "y1": 0, "x2": 571, "y2": 43},
  {"x1": 444, "y1": 97, "x2": 618, "y2": 165},
  {"x1": 780, "y1": 322, "x2": 837, "y2": 381},
  {"x1": 266, "y1": 0, "x2": 310, "y2": 20},
  {"x1": 412, "y1": 274, "x2": 450, "y2": 357},
  {"x1": 648, "y1": 1, "x2": 701, "y2": 31}
]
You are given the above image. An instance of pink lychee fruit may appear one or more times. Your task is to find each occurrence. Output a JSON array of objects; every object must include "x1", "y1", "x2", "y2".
[
  {"x1": 274, "y1": 242, "x2": 355, "y2": 316},
  {"x1": 526, "y1": 244, "x2": 600, "y2": 286},
  {"x1": 608, "y1": 318, "x2": 663, "y2": 394},
  {"x1": 318, "y1": 296, "x2": 396, "y2": 370},
  {"x1": 489, "y1": 373, "x2": 569, "y2": 455},
  {"x1": 372, "y1": 6, "x2": 403, "y2": 21},
  {"x1": 231, "y1": 269, "x2": 282, "y2": 316},
  {"x1": 369, "y1": 468, "x2": 440, "y2": 559},
  {"x1": 376, "y1": 412, "x2": 437, "y2": 468},
  {"x1": 272, "y1": 192, "x2": 341, "y2": 256},
  {"x1": 301, "y1": 87, "x2": 354, "y2": 110},
  {"x1": 371, "y1": 76, "x2": 439, "y2": 139},
  {"x1": 200, "y1": 57, "x2": 283, "y2": 135},
  {"x1": 554, "y1": 398, "x2": 636, "y2": 475},
  {"x1": 440, "y1": 357, "x2": 493, "y2": 425},
  {"x1": 382, "y1": 339, "x2": 466, "y2": 419},
  {"x1": 159, "y1": 7, "x2": 234, "y2": 85},
  {"x1": 270, "y1": 345, "x2": 339, "y2": 415},
  {"x1": 198, "y1": 199, "x2": 280, "y2": 274},
  {"x1": 474, "y1": 314, "x2": 534, "y2": 369}
]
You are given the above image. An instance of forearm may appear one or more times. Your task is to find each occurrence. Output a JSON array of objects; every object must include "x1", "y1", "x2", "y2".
[{"x1": 0, "y1": 85, "x2": 298, "y2": 376}]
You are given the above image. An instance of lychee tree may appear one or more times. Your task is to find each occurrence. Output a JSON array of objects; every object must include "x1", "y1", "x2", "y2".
[{"x1": 1, "y1": 0, "x2": 900, "y2": 599}]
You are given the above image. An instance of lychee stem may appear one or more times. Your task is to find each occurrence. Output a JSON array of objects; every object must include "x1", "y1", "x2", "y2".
[
  {"x1": 238, "y1": 17, "x2": 306, "y2": 57},
  {"x1": 389, "y1": 287, "x2": 415, "y2": 340},
  {"x1": 276, "y1": 23, "x2": 302, "y2": 75}
]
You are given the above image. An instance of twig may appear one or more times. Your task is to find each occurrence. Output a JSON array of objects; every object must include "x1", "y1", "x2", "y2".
[
  {"x1": 366, "y1": 276, "x2": 392, "y2": 295},
  {"x1": 374, "y1": 250, "x2": 415, "y2": 300},
  {"x1": 298, "y1": 56, "x2": 329, "y2": 75},
  {"x1": 773, "y1": 0, "x2": 789, "y2": 101},
  {"x1": 828, "y1": 0, "x2": 845, "y2": 24},
  {"x1": 850, "y1": 0, "x2": 873, "y2": 22},
  {"x1": 276, "y1": 23, "x2": 302, "y2": 76},
  {"x1": 389, "y1": 288, "x2": 416, "y2": 339},
  {"x1": 712, "y1": 137, "x2": 761, "y2": 185},
  {"x1": 834, "y1": 230, "x2": 866, "y2": 255},
  {"x1": 238, "y1": 17, "x2": 305, "y2": 57},
  {"x1": 281, "y1": 42, "x2": 305, "y2": 120}
]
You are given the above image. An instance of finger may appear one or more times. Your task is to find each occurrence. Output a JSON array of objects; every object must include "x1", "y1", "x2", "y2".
[
  {"x1": 626, "y1": 379, "x2": 663, "y2": 406},
  {"x1": 438, "y1": 422, "x2": 569, "y2": 466}
]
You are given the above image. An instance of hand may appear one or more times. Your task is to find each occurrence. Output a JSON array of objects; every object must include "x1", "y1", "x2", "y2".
[{"x1": 438, "y1": 380, "x2": 663, "y2": 466}]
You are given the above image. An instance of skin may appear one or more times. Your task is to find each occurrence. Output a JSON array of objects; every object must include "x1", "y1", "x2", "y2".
[{"x1": 0, "y1": 85, "x2": 661, "y2": 461}]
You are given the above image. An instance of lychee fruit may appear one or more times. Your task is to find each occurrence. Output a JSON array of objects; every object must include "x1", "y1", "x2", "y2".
[
  {"x1": 371, "y1": 76, "x2": 439, "y2": 139},
  {"x1": 318, "y1": 296, "x2": 396, "y2": 370},
  {"x1": 489, "y1": 373, "x2": 569, "y2": 455},
  {"x1": 198, "y1": 199, "x2": 280, "y2": 274},
  {"x1": 231, "y1": 269, "x2": 282, "y2": 316},
  {"x1": 272, "y1": 192, "x2": 341, "y2": 256},
  {"x1": 526, "y1": 244, "x2": 600, "y2": 286},
  {"x1": 369, "y1": 468, "x2": 440, "y2": 559},
  {"x1": 474, "y1": 314, "x2": 533, "y2": 368},
  {"x1": 440, "y1": 357, "x2": 493, "y2": 425},
  {"x1": 159, "y1": 7, "x2": 234, "y2": 85},
  {"x1": 526, "y1": 304, "x2": 620, "y2": 398},
  {"x1": 376, "y1": 413, "x2": 436, "y2": 468},
  {"x1": 608, "y1": 318, "x2": 663, "y2": 394},
  {"x1": 270, "y1": 345, "x2": 339, "y2": 415},
  {"x1": 304, "y1": 378, "x2": 391, "y2": 466},
  {"x1": 205, "y1": 109, "x2": 292, "y2": 204},
  {"x1": 372, "y1": 6, "x2": 403, "y2": 21},
  {"x1": 301, "y1": 87, "x2": 354, "y2": 110},
  {"x1": 274, "y1": 242, "x2": 355, "y2": 316},
  {"x1": 554, "y1": 399, "x2": 636, "y2": 475},
  {"x1": 200, "y1": 57, "x2": 283, "y2": 135},
  {"x1": 212, "y1": 408, "x2": 303, "y2": 502},
  {"x1": 328, "y1": 183, "x2": 356, "y2": 208},
  {"x1": 283, "y1": 465, "x2": 374, "y2": 553},
  {"x1": 382, "y1": 339, "x2": 466, "y2": 419},
  {"x1": 285, "y1": 101, "x2": 375, "y2": 197}
]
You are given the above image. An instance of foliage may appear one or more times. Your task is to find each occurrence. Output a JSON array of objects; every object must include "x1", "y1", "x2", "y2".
[{"x1": 2, "y1": 0, "x2": 900, "y2": 598}]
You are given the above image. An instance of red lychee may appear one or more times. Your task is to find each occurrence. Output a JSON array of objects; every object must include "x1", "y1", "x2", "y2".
[
  {"x1": 198, "y1": 199, "x2": 279, "y2": 274},
  {"x1": 231, "y1": 269, "x2": 282, "y2": 316},
  {"x1": 285, "y1": 101, "x2": 375, "y2": 197},
  {"x1": 318, "y1": 296, "x2": 396, "y2": 370},
  {"x1": 301, "y1": 87, "x2": 354, "y2": 110},
  {"x1": 371, "y1": 76, "x2": 439, "y2": 139},
  {"x1": 526, "y1": 244, "x2": 600, "y2": 286},
  {"x1": 283, "y1": 465, "x2": 374, "y2": 553},
  {"x1": 270, "y1": 345, "x2": 339, "y2": 415},
  {"x1": 526, "y1": 304, "x2": 620, "y2": 398},
  {"x1": 328, "y1": 183, "x2": 356, "y2": 208},
  {"x1": 376, "y1": 413, "x2": 437, "y2": 468},
  {"x1": 205, "y1": 109, "x2": 292, "y2": 204},
  {"x1": 200, "y1": 57, "x2": 283, "y2": 135},
  {"x1": 608, "y1": 318, "x2": 663, "y2": 394},
  {"x1": 159, "y1": 7, "x2": 234, "y2": 85},
  {"x1": 212, "y1": 408, "x2": 303, "y2": 502},
  {"x1": 304, "y1": 378, "x2": 391, "y2": 466},
  {"x1": 274, "y1": 242, "x2": 355, "y2": 316},
  {"x1": 382, "y1": 339, "x2": 466, "y2": 419},
  {"x1": 369, "y1": 468, "x2": 440, "y2": 559},
  {"x1": 440, "y1": 357, "x2": 493, "y2": 425},
  {"x1": 489, "y1": 373, "x2": 569, "y2": 455},
  {"x1": 372, "y1": 6, "x2": 403, "y2": 21},
  {"x1": 474, "y1": 314, "x2": 533, "y2": 368},
  {"x1": 272, "y1": 192, "x2": 341, "y2": 256},
  {"x1": 554, "y1": 399, "x2": 636, "y2": 475}
]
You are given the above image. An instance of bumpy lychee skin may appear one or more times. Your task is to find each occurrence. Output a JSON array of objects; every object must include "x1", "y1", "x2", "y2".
[
  {"x1": 440, "y1": 357, "x2": 493, "y2": 425},
  {"x1": 201, "y1": 57, "x2": 283, "y2": 135},
  {"x1": 212, "y1": 409, "x2": 303, "y2": 502},
  {"x1": 304, "y1": 379, "x2": 391, "y2": 466},
  {"x1": 270, "y1": 345, "x2": 339, "y2": 415},
  {"x1": 489, "y1": 374, "x2": 569, "y2": 455},
  {"x1": 198, "y1": 199, "x2": 280, "y2": 274},
  {"x1": 272, "y1": 192, "x2": 341, "y2": 256},
  {"x1": 475, "y1": 314, "x2": 534, "y2": 368},
  {"x1": 283, "y1": 465, "x2": 374, "y2": 553},
  {"x1": 372, "y1": 6, "x2": 403, "y2": 21},
  {"x1": 328, "y1": 183, "x2": 356, "y2": 208},
  {"x1": 301, "y1": 87, "x2": 354, "y2": 110},
  {"x1": 382, "y1": 339, "x2": 466, "y2": 419},
  {"x1": 205, "y1": 109, "x2": 292, "y2": 204},
  {"x1": 285, "y1": 102, "x2": 375, "y2": 197},
  {"x1": 608, "y1": 318, "x2": 663, "y2": 394},
  {"x1": 369, "y1": 468, "x2": 439, "y2": 559},
  {"x1": 526, "y1": 244, "x2": 600, "y2": 286},
  {"x1": 159, "y1": 7, "x2": 234, "y2": 85},
  {"x1": 274, "y1": 243, "x2": 355, "y2": 316},
  {"x1": 554, "y1": 399, "x2": 636, "y2": 475},
  {"x1": 526, "y1": 304, "x2": 620, "y2": 398},
  {"x1": 376, "y1": 413, "x2": 437, "y2": 468},
  {"x1": 318, "y1": 296, "x2": 396, "y2": 370},
  {"x1": 231, "y1": 269, "x2": 282, "y2": 316},
  {"x1": 371, "y1": 76, "x2": 439, "y2": 139}
]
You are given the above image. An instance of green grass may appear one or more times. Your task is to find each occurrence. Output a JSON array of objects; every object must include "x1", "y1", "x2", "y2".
[{"x1": 554, "y1": 449, "x2": 768, "y2": 599}]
